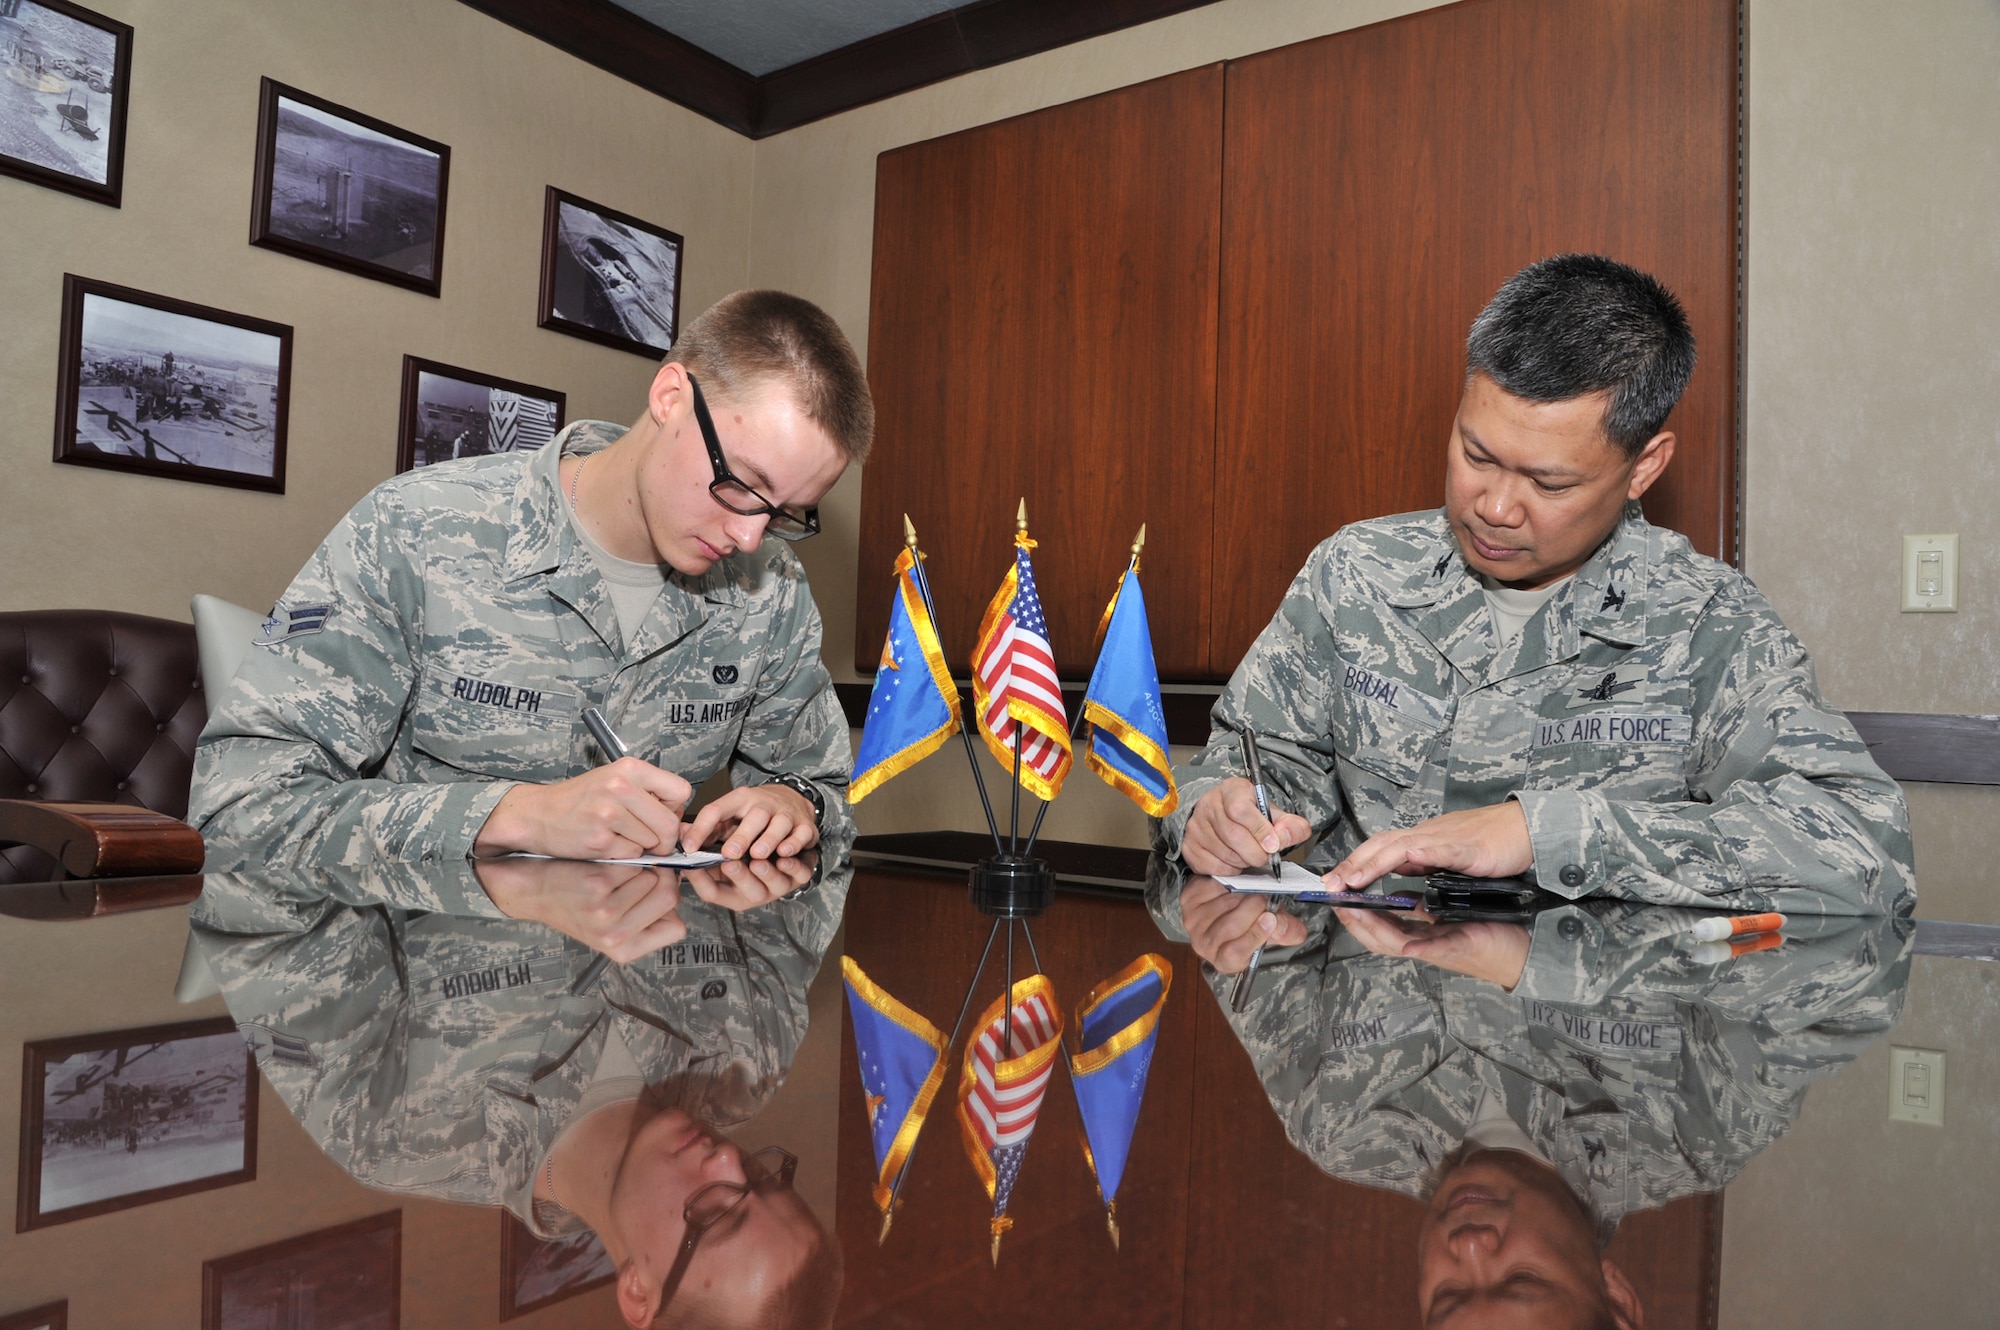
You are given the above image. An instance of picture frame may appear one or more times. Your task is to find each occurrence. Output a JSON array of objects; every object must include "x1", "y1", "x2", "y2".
[
  {"x1": 537, "y1": 185, "x2": 683, "y2": 360},
  {"x1": 0, "y1": 1301, "x2": 66, "y2": 1330},
  {"x1": 250, "y1": 77, "x2": 449, "y2": 296},
  {"x1": 0, "y1": 0, "x2": 132, "y2": 206},
  {"x1": 53, "y1": 273, "x2": 293, "y2": 494},
  {"x1": 396, "y1": 355, "x2": 566, "y2": 474},
  {"x1": 499, "y1": 1211, "x2": 616, "y2": 1320},
  {"x1": 16, "y1": 1016, "x2": 256, "y2": 1232},
  {"x1": 204, "y1": 1211, "x2": 401, "y2": 1330}
]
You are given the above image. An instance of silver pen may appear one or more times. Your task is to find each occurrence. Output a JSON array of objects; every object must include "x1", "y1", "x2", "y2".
[{"x1": 1231, "y1": 728, "x2": 1287, "y2": 1013}]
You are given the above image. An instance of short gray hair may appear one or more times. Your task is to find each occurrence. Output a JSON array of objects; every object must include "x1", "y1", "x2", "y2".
[{"x1": 1465, "y1": 254, "x2": 1696, "y2": 457}]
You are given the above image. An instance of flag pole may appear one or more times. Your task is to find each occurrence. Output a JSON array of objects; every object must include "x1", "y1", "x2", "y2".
[
  {"x1": 1007, "y1": 501, "x2": 1029, "y2": 854},
  {"x1": 878, "y1": 915, "x2": 1005, "y2": 1245},
  {"x1": 1023, "y1": 524, "x2": 1146, "y2": 857},
  {"x1": 905, "y1": 515, "x2": 1006, "y2": 858}
]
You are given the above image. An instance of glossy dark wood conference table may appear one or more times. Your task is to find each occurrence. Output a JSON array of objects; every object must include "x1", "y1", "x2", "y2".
[{"x1": 1, "y1": 856, "x2": 1995, "y2": 1329}]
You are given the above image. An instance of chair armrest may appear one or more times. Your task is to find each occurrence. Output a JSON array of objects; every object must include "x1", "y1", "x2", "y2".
[{"x1": 0, "y1": 800, "x2": 205, "y2": 878}]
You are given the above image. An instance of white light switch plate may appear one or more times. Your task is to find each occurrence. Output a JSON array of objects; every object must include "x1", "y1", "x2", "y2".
[
  {"x1": 1889, "y1": 1046, "x2": 1946, "y2": 1126},
  {"x1": 1902, "y1": 534, "x2": 1959, "y2": 612}
]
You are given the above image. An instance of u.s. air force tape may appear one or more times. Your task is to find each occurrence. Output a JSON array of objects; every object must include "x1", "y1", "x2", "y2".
[
  {"x1": 434, "y1": 672, "x2": 579, "y2": 720},
  {"x1": 1527, "y1": 1002, "x2": 1683, "y2": 1058},
  {"x1": 1533, "y1": 710, "x2": 1692, "y2": 749}
]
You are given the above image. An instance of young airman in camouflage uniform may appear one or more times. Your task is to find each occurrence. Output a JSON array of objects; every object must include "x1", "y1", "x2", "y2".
[
  {"x1": 1157, "y1": 256, "x2": 1913, "y2": 977},
  {"x1": 193, "y1": 847, "x2": 849, "y2": 1325},
  {"x1": 193, "y1": 291, "x2": 871, "y2": 884}
]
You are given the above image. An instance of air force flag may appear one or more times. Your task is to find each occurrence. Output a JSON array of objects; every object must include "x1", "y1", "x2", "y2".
[
  {"x1": 841, "y1": 956, "x2": 948, "y2": 1238},
  {"x1": 1072, "y1": 954, "x2": 1172, "y2": 1247},
  {"x1": 850, "y1": 547, "x2": 962, "y2": 803},
  {"x1": 1081, "y1": 569, "x2": 1178, "y2": 816}
]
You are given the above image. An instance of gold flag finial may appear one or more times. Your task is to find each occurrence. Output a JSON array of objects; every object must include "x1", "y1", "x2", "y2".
[
  {"x1": 1132, "y1": 523, "x2": 1147, "y2": 559},
  {"x1": 991, "y1": 1230, "x2": 1003, "y2": 1267},
  {"x1": 1107, "y1": 1207, "x2": 1121, "y2": 1252},
  {"x1": 903, "y1": 513, "x2": 919, "y2": 551},
  {"x1": 1015, "y1": 498, "x2": 1028, "y2": 534},
  {"x1": 878, "y1": 1209, "x2": 895, "y2": 1246}
]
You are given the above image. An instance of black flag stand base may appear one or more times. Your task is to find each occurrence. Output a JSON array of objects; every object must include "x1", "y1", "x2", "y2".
[{"x1": 969, "y1": 854, "x2": 1054, "y2": 918}]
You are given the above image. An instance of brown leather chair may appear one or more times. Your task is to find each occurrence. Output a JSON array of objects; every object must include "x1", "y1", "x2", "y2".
[{"x1": 0, "y1": 609, "x2": 208, "y2": 883}]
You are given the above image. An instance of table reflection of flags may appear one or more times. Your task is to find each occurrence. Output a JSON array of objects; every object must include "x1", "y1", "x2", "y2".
[
  {"x1": 1072, "y1": 955, "x2": 1173, "y2": 1247},
  {"x1": 851, "y1": 544, "x2": 965, "y2": 803},
  {"x1": 973, "y1": 514, "x2": 1071, "y2": 801},
  {"x1": 957, "y1": 975, "x2": 1063, "y2": 1265},
  {"x1": 841, "y1": 958, "x2": 948, "y2": 1241},
  {"x1": 1080, "y1": 549, "x2": 1179, "y2": 817}
]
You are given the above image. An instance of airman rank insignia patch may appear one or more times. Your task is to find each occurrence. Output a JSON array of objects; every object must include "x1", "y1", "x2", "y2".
[{"x1": 255, "y1": 604, "x2": 335, "y2": 646}]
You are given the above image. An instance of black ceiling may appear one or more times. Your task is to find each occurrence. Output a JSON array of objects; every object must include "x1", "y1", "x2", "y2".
[{"x1": 456, "y1": 0, "x2": 1226, "y2": 139}]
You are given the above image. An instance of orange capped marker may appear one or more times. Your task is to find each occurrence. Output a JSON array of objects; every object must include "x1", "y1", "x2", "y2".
[{"x1": 1687, "y1": 912, "x2": 1785, "y2": 943}]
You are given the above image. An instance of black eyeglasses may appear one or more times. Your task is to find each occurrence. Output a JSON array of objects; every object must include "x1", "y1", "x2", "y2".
[
  {"x1": 657, "y1": 1146, "x2": 798, "y2": 1312},
  {"x1": 686, "y1": 373, "x2": 820, "y2": 541}
]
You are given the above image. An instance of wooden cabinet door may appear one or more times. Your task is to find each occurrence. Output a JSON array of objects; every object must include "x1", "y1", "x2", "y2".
[
  {"x1": 859, "y1": 65, "x2": 1225, "y2": 679},
  {"x1": 1212, "y1": 0, "x2": 1739, "y2": 671}
]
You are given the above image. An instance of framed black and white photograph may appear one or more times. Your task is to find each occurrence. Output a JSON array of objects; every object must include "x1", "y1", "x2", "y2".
[
  {"x1": 538, "y1": 186, "x2": 682, "y2": 359},
  {"x1": 0, "y1": 1301, "x2": 66, "y2": 1330},
  {"x1": 499, "y1": 1212, "x2": 615, "y2": 1320},
  {"x1": 0, "y1": 0, "x2": 131, "y2": 206},
  {"x1": 204, "y1": 1211, "x2": 400, "y2": 1330},
  {"x1": 250, "y1": 77, "x2": 449, "y2": 296},
  {"x1": 16, "y1": 1016, "x2": 256, "y2": 1231},
  {"x1": 397, "y1": 355, "x2": 566, "y2": 474},
  {"x1": 53, "y1": 273, "x2": 292, "y2": 493}
]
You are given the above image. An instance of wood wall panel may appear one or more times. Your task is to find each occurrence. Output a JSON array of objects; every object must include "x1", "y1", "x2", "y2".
[
  {"x1": 835, "y1": 867, "x2": 1196, "y2": 1327},
  {"x1": 859, "y1": 66, "x2": 1224, "y2": 679},
  {"x1": 1211, "y1": 0, "x2": 1739, "y2": 670}
]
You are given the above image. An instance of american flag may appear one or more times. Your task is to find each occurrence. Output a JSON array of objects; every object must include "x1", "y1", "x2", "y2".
[
  {"x1": 957, "y1": 976, "x2": 1063, "y2": 1257},
  {"x1": 971, "y1": 536, "x2": 1071, "y2": 799}
]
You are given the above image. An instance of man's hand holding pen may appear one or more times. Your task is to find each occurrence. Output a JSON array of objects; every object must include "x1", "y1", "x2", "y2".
[{"x1": 1180, "y1": 776, "x2": 1313, "y2": 876}]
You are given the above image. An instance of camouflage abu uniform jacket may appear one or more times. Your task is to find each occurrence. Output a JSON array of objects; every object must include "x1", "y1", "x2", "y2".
[
  {"x1": 190, "y1": 854, "x2": 849, "y2": 1231},
  {"x1": 1175, "y1": 878, "x2": 1912, "y2": 1238},
  {"x1": 192, "y1": 422, "x2": 853, "y2": 868},
  {"x1": 1154, "y1": 505, "x2": 1914, "y2": 927}
]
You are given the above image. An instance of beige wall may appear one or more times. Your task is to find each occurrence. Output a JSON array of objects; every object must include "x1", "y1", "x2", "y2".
[{"x1": 0, "y1": 0, "x2": 754, "y2": 622}]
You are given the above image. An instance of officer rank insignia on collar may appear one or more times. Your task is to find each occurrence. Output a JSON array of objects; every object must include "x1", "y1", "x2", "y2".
[
  {"x1": 1434, "y1": 551, "x2": 1453, "y2": 578},
  {"x1": 1599, "y1": 583, "x2": 1628, "y2": 613}
]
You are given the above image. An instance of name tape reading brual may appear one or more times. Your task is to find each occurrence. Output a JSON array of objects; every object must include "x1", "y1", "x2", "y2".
[
  {"x1": 1336, "y1": 655, "x2": 1450, "y2": 729},
  {"x1": 1324, "y1": 1003, "x2": 1437, "y2": 1053}
]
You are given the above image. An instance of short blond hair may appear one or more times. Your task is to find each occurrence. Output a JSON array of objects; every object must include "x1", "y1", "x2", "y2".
[{"x1": 671, "y1": 290, "x2": 874, "y2": 464}]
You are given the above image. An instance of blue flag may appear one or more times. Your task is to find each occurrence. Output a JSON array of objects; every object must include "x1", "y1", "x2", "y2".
[
  {"x1": 1072, "y1": 954, "x2": 1172, "y2": 1248},
  {"x1": 1081, "y1": 569, "x2": 1178, "y2": 815},
  {"x1": 841, "y1": 957, "x2": 947, "y2": 1234},
  {"x1": 850, "y1": 547, "x2": 962, "y2": 803}
]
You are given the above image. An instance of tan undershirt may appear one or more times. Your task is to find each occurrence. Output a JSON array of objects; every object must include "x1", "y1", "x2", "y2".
[{"x1": 1478, "y1": 572, "x2": 1572, "y2": 649}]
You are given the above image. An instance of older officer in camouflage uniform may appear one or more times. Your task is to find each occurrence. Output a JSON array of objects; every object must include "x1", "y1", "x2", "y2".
[
  {"x1": 192, "y1": 848, "x2": 850, "y2": 1329},
  {"x1": 1150, "y1": 852, "x2": 1912, "y2": 1328},
  {"x1": 1157, "y1": 255, "x2": 1913, "y2": 976},
  {"x1": 194, "y1": 291, "x2": 869, "y2": 906}
]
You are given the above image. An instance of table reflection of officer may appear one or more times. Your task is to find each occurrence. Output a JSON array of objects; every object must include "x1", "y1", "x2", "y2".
[
  {"x1": 1157, "y1": 866, "x2": 1912, "y2": 1330},
  {"x1": 193, "y1": 848, "x2": 851, "y2": 1330}
]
